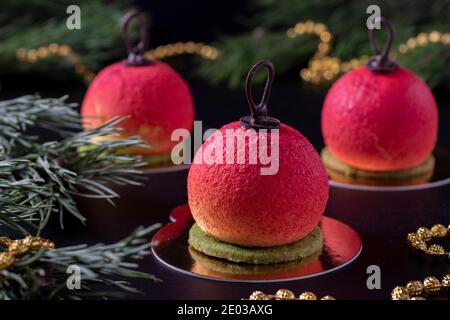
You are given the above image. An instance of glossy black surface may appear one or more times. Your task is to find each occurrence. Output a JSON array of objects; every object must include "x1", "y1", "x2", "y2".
[{"x1": 2, "y1": 74, "x2": 450, "y2": 300}]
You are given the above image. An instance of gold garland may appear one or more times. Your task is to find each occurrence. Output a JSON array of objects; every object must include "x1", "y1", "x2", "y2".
[
  {"x1": 16, "y1": 44, "x2": 96, "y2": 84},
  {"x1": 15, "y1": 22, "x2": 450, "y2": 85},
  {"x1": 16, "y1": 42, "x2": 218, "y2": 84},
  {"x1": 407, "y1": 224, "x2": 449, "y2": 258},
  {"x1": 0, "y1": 236, "x2": 55, "y2": 270},
  {"x1": 288, "y1": 21, "x2": 450, "y2": 84},
  {"x1": 391, "y1": 275, "x2": 450, "y2": 300},
  {"x1": 247, "y1": 289, "x2": 335, "y2": 300}
]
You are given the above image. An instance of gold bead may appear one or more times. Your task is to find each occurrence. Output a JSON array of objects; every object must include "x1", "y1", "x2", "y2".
[
  {"x1": 8, "y1": 240, "x2": 29, "y2": 255},
  {"x1": 426, "y1": 244, "x2": 445, "y2": 256},
  {"x1": 441, "y1": 274, "x2": 450, "y2": 287},
  {"x1": 0, "y1": 237, "x2": 12, "y2": 247},
  {"x1": 391, "y1": 286, "x2": 410, "y2": 300},
  {"x1": 275, "y1": 289, "x2": 295, "y2": 300},
  {"x1": 249, "y1": 291, "x2": 268, "y2": 300},
  {"x1": 411, "y1": 239, "x2": 427, "y2": 252},
  {"x1": 429, "y1": 31, "x2": 441, "y2": 43},
  {"x1": 320, "y1": 295, "x2": 336, "y2": 300},
  {"x1": 411, "y1": 296, "x2": 426, "y2": 300},
  {"x1": 423, "y1": 276, "x2": 441, "y2": 293},
  {"x1": 406, "y1": 281, "x2": 424, "y2": 296},
  {"x1": 416, "y1": 227, "x2": 432, "y2": 241},
  {"x1": 430, "y1": 224, "x2": 447, "y2": 238},
  {"x1": 299, "y1": 292, "x2": 317, "y2": 300},
  {"x1": 0, "y1": 252, "x2": 15, "y2": 270},
  {"x1": 407, "y1": 233, "x2": 417, "y2": 243},
  {"x1": 48, "y1": 43, "x2": 59, "y2": 54}
]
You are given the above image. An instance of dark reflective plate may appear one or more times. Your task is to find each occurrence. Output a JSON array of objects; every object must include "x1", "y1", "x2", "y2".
[{"x1": 152, "y1": 205, "x2": 362, "y2": 283}]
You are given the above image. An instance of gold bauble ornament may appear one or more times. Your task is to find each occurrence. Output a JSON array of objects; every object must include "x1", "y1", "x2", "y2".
[
  {"x1": 275, "y1": 289, "x2": 295, "y2": 300},
  {"x1": 406, "y1": 281, "x2": 424, "y2": 296},
  {"x1": 299, "y1": 292, "x2": 317, "y2": 300},
  {"x1": 430, "y1": 224, "x2": 447, "y2": 238},
  {"x1": 423, "y1": 276, "x2": 441, "y2": 293},
  {"x1": 320, "y1": 295, "x2": 336, "y2": 300},
  {"x1": 416, "y1": 227, "x2": 432, "y2": 241},
  {"x1": 411, "y1": 297, "x2": 426, "y2": 300}
]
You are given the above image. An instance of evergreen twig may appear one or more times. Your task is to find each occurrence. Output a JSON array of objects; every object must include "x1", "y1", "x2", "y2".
[
  {"x1": 0, "y1": 95, "x2": 148, "y2": 234},
  {"x1": 0, "y1": 225, "x2": 161, "y2": 300}
]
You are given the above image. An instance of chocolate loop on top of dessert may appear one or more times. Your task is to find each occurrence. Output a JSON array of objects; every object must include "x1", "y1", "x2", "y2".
[
  {"x1": 367, "y1": 16, "x2": 398, "y2": 72},
  {"x1": 240, "y1": 60, "x2": 281, "y2": 130},
  {"x1": 121, "y1": 10, "x2": 152, "y2": 66}
]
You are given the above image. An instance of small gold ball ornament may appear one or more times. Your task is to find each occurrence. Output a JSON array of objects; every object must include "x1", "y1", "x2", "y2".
[
  {"x1": 416, "y1": 227, "x2": 432, "y2": 241},
  {"x1": 249, "y1": 291, "x2": 269, "y2": 300},
  {"x1": 426, "y1": 244, "x2": 445, "y2": 256},
  {"x1": 391, "y1": 286, "x2": 410, "y2": 300},
  {"x1": 430, "y1": 224, "x2": 447, "y2": 238},
  {"x1": 299, "y1": 292, "x2": 317, "y2": 300},
  {"x1": 423, "y1": 276, "x2": 441, "y2": 293},
  {"x1": 406, "y1": 281, "x2": 424, "y2": 296},
  {"x1": 441, "y1": 274, "x2": 450, "y2": 288},
  {"x1": 411, "y1": 297, "x2": 426, "y2": 300},
  {"x1": 320, "y1": 295, "x2": 336, "y2": 300},
  {"x1": 0, "y1": 252, "x2": 15, "y2": 269},
  {"x1": 411, "y1": 239, "x2": 427, "y2": 251},
  {"x1": 275, "y1": 289, "x2": 295, "y2": 300},
  {"x1": 407, "y1": 233, "x2": 417, "y2": 243}
]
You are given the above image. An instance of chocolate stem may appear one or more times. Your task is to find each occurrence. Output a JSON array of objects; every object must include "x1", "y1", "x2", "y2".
[
  {"x1": 240, "y1": 60, "x2": 280, "y2": 130},
  {"x1": 121, "y1": 10, "x2": 151, "y2": 66},
  {"x1": 367, "y1": 16, "x2": 398, "y2": 72}
]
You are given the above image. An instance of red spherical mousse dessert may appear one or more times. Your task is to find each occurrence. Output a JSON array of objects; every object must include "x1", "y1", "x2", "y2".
[
  {"x1": 81, "y1": 61, "x2": 194, "y2": 156},
  {"x1": 187, "y1": 61, "x2": 328, "y2": 265},
  {"x1": 322, "y1": 66, "x2": 438, "y2": 171},
  {"x1": 321, "y1": 17, "x2": 438, "y2": 184},
  {"x1": 188, "y1": 121, "x2": 329, "y2": 247},
  {"x1": 81, "y1": 11, "x2": 194, "y2": 162}
]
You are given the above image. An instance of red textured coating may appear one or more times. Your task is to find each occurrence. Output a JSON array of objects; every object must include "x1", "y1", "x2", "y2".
[
  {"x1": 322, "y1": 66, "x2": 438, "y2": 171},
  {"x1": 81, "y1": 61, "x2": 194, "y2": 155},
  {"x1": 188, "y1": 122, "x2": 329, "y2": 247}
]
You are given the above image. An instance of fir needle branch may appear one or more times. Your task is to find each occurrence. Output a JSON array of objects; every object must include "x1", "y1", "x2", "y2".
[
  {"x1": 0, "y1": 225, "x2": 161, "y2": 300},
  {"x1": 0, "y1": 95, "x2": 148, "y2": 234}
]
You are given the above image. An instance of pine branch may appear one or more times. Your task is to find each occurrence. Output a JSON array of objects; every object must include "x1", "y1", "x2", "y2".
[
  {"x1": 0, "y1": 95, "x2": 148, "y2": 234},
  {"x1": 197, "y1": 0, "x2": 450, "y2": 90},
  {"x1": 0, "y1": 225, "x2": 161, "y2": 300},
  {"x1": 0, "y1": 0, "x2": 130, "y2": 78},
  {"x1": 0, "y1": 95, "x2": 80, "y2": 153}
]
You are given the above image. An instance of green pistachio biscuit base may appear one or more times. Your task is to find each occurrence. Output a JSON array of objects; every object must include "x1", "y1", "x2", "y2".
[
  {"x1": 188, "y1": 223, "x2": 323, "y2": 265},
  {"x1": 321, "y1": 147, "x2": 435, "y2": 181}
]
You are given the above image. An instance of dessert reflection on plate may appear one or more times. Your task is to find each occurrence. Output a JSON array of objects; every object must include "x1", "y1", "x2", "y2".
[
  {"x1": 189, "y1": 246, "x2": 322, "y2": 281},
  {"x1": 152, "y1": 206, "x2": 363, "y2": 282}
]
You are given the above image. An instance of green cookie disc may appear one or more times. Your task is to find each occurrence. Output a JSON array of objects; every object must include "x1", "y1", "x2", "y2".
[
  {"x1": 188, "y1": 223, "x2": 323, "y2": 265},
  {"x1": 321, "y1": 147, "x2": 435, "y2": 181}
]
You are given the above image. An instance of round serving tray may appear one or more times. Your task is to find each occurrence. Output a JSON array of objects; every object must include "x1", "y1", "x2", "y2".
[{"x1": 152, "y1": 205, "x2": 362, "y2": 283}]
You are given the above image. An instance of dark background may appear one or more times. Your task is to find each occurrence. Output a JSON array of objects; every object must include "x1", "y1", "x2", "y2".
[{"x1": 1, "y1": 0, "x2": 449, "y2": 300}]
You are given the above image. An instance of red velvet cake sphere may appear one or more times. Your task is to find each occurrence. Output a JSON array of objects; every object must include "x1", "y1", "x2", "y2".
[
  {"x1": 322, "y1": 66, "x2": 438, "y2": 171},
  {"x1": 81, "y1": 61, "x2": 194, "y2": 155},
  {"x1": 188, "y1": 122, "x2": 329, "y2": 247}
]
